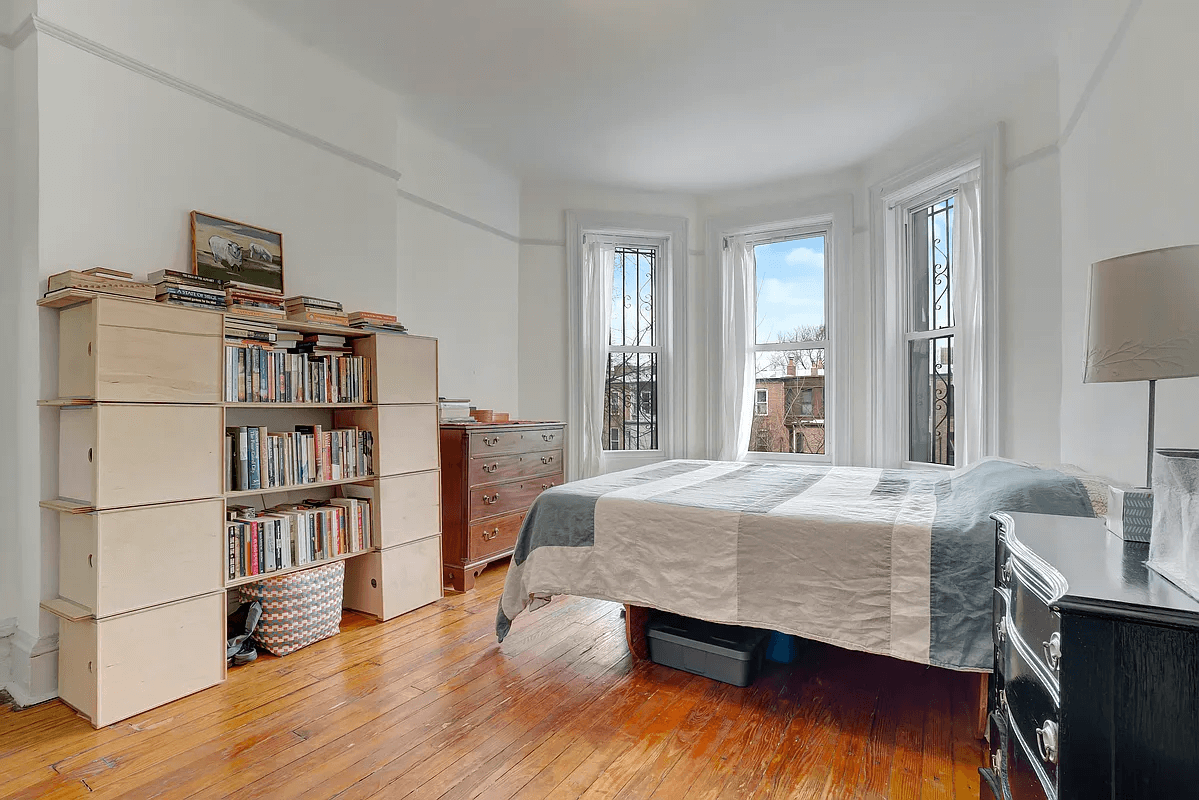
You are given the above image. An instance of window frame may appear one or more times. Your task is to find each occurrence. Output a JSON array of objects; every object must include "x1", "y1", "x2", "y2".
[
  {"x1": 870, "y1": 127, "x2": 1000, "y2": 469},
  {"x1": 754, "y1": 388, "x2": 768, "y2": 416},
  {"x1": 566, "y1": 211, "x2": 689, "y2": 480},
  {"x1": 706, "y1": 196, "x2": 853, "y2": 465}
]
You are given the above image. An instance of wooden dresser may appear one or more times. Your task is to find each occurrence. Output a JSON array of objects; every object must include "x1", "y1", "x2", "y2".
[
  {"x1": 984, "y1": 512, "x2": 1199, "y2": 799},
  {"x1": 440, "y1": 421, "x2": 564, "y2": 591}
]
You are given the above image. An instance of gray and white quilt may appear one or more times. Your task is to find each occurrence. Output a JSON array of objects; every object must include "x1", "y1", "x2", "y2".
[{"x1": 496, "y1": 458, "x2": 1095, "y2": 671}]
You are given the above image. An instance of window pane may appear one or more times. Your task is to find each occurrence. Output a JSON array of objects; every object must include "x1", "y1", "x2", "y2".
[
  {"x1": 604, "y1": 352, "x2": 658, "y2": 451},
  {"x1": 754, "y1": 235, "x2": 826, "y2": 345},
  {"x1": 908, "y1": 335, "x2": 954, "y2": 465},
  {"x1": 750, "y1": 349, "x2": 826, "y2": 455},
  {"x1": 909, "y1": 197, "x2": 954, "y2": 333},
  {"x1": 610, "y1": 247, "x2": 656, "y2": 347}
]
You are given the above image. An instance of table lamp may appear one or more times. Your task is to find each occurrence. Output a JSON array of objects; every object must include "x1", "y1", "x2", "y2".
[{"x1": 1084, "y1": 244, "x2": 1199, "y2": 540}]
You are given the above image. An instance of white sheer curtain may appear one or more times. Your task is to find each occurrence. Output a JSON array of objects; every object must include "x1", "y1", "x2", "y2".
[
  {"x1": 576, "y1": 238, "x2": 616, "y2": 479},
  {"x1": 717, "y1": 235, "x2": 755, "y2": 462},
  {"x1": 953, "y1": 171, "x2": 986, "y2": 466}
]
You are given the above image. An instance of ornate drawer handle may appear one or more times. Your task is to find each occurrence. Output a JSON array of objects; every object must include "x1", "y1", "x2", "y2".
[
  {"x1": 482, "y1": 463, "x2": 498, "y2": 473},
  {"x1": 994, "y1": 617, "x2": 1006, "y2": 643},
  {"x1": 541, "y1": 482, "x2": 556, "y2": 490},
  {"x1": 541, "y1": 455, "x2": 553, "y2": 465},
  {"x1": 1036, "y1": 719, "x2": 1059, "y2": 765},
  {"x1": 484, "y1": 436, "x2": 500, "y2": 446},
  {"x1": 1000, "y1": 557, "x2": 1013, "y2": 584},
  {"x1": 482, "y1": 528, "x2": 499, "y2": 541},
  {"x1": 483, "y1": 493, "x2": 500, "y2": 504},
  {"x1": 1042, "y1": 632, "x2": 1061, "y2": 670},
  {"x1": 542, "y1": 433, "x2": 555, "y2": 441}
]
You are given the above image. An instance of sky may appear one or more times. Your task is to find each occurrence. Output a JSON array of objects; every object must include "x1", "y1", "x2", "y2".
[{"x1": 754, "y1": 235, "x2": 825, "y2": 344}]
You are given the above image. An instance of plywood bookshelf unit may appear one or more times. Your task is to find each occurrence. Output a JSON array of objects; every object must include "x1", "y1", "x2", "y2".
[{"x1": 38, "y1": 290, "x2": 443, "y2": 728}]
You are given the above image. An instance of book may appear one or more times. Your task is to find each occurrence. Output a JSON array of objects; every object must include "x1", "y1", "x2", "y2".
[
  {"x1": 45, "y1": 270, "x2": 156, "y2": 300},
  {"x1": 348, "y1": 321, "x2": 408, "y2": 334},
  {"x1": 348, "y1": 311, "x2": 398, "y2": 324},
  {"x1": 286, "y1": 310, "x2": 351, "y2": 326},
  {"x1": 284, "y1": 296, "x2": 344, "y2": 312},
  {"x1": 227, "y1": 306, "x2": 287, "y2": 320},
  {"x1": 82, "y1": 266, "x2": 134, "y2": 279},
  {"x1": 156, "y1": 286, "x2": 226, "y2": 304},
  {"x1": 147, "y1": 269, "x2": 224, "y2": 288}
]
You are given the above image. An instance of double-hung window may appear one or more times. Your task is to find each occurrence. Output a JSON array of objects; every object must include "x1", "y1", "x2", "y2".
[
  {"x1": 605, "y1": 242, "x2": 661, "y2": 453},
  {"x1": 747, "y1": 227, "x2": 830, "y2": 459},
  {"x1": 874, "y1": 130, "x2": 997, "y2": 469},
  {"x1": 566, "y1": 211, "x2": 688, "y2": 480},
  {"x1": 906, "y1": 194, "x2": 956, "y2": 465}
]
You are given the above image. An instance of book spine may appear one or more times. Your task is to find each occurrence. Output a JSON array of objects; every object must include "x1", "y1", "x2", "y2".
[{"x1": 247, "y1": 426, "x2": 260, "y2": 489}]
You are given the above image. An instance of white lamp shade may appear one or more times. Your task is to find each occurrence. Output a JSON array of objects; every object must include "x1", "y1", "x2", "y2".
[{"x1": 1084, "y1": 245, "x2": 1199, "y2": 383}]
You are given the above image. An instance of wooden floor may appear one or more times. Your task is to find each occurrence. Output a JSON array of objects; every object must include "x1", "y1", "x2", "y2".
[{"x1": 0, "y1": 562, "x2": 983, "y2": 799}]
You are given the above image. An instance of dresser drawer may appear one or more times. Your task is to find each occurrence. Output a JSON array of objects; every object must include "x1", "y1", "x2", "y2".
[
  {"x1": 58, "y1": 499, "x2": 224, "y2": 617},
  {"x1": 53, "y1": 591, "x2": 225, "y2": 728},
  {"x1": 468, "y1": 427, "x2": 564, "y2": 456},
  {"x1": 59, "y1": 296, "x2": 223, "y2": 403},
  {"x1": 468, "y1": 449, "x2": 562, "y2": 485},
  {"x1": 469, "y1": 474, "x2": 562, "y2": 521},
  {"x1": 1006, "y1": 704, "x2": 1053, "y2": 800},
  {"x1": 59, "y1": 404, "x2": 224, "y2": 509},
  {"x1": 1004, "y1": 619, "x2": 1059, "y2": 793},
  {"x1": 1005, "y1": 558, "x2": 1062, "y2": 691},
  {"x1": 467, "y1": 511, "x2": 525, "y2": 562}
]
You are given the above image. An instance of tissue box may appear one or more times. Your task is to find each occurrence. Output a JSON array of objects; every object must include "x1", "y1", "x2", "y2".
[
  {"x1": 1107, "y1": 486, "x2": 1154, "y2": 542},
  {"x1": 1148, "y1": 449, "x2": 1199, "y2": 601}
]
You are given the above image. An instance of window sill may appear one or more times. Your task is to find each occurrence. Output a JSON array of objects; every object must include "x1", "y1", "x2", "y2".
[
  {"x1": 743, "y1": 452, "x2": 831, "y2": 465},
  {"x1": 901, "y1": 460, "x2": 956, "y2": 472}
]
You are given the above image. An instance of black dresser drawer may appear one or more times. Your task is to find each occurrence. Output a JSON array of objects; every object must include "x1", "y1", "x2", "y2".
[
  {"x1": 1003, "y1": 619, "x2": 1058, "y2": 792},
  {"x1": 1006, "y1": 705, "x2": 1053, "y2": 800}
]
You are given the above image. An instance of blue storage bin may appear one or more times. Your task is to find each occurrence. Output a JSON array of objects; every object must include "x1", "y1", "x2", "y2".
[{"x1": 766, "y1": 631, "x2": 800, "y2": 664}]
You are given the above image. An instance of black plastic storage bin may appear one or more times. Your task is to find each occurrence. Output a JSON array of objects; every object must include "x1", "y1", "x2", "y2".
[{"x1": 646, "y1": 613, "x2": 769, "y2": 687}]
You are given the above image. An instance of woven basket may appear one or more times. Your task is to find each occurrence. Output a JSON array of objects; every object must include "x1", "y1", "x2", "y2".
[{"x1": 238, "y1": 560, "x2": 344, "y2": 656}]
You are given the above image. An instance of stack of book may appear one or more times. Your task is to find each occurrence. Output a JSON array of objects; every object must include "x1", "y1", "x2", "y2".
[
  {"x1": 44, "y1": 268, "x2": 156, "y2": 301},
  {"x1": 439, "y1": 398, "x2": 474, "y2": 423},
  {"x1": 285, "y1": 295, "x2": 349, "y2": 326},
  {"x1": 223, "y1": 344, "x2": 369, "y2": 403},
  {"x1": 149, "y1": 269, "x2": 226, "y2": 311},
  {"x1": 226, "y1": 286, "x2": 286, "y2": 319},
  {"x1": 224, "y1": 317, "x2": 277, "y2": 349},
  {"x1": 225, "y1": 496, "x2": 372, "y2": 581},
  {"x1": 225, "y1": 423, "x2": 374, "y2": 491},
  {"x1": 348, "y1": 311, "x2": 407, "y2": 334}
]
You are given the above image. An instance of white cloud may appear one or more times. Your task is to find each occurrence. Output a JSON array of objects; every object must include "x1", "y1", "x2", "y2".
[
  {"x1": 759, "y1": 277, "x2": 821, "y2": 307},
  {"x1": 784, "y1": 246, "x2": 824, "y2": 270}
]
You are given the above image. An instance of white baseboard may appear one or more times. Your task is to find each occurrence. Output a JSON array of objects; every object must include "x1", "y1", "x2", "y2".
[{"x1": 3, "y1": 628, "x2": 59, "y2": 707}]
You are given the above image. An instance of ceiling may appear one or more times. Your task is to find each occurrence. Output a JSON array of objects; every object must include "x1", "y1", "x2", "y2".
[{"x1": 242, "y1": 0, "x2": 1064, "y2": 192}]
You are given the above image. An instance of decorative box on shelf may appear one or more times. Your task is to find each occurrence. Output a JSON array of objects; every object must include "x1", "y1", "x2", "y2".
[{"x1": 1107, "y1": 486, "x2": 1153, "y2": 543}]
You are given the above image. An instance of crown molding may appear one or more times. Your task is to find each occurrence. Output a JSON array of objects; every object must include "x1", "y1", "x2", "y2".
[
  {"x1": 395, "y1": 187, "x2": 519, "y2": 243},
  {"x1": 29, "y1": 15, "x2": 402, "y2": 182},
  {"x1": 0, "y1": 14, "x2": 34, "y2": 49}
]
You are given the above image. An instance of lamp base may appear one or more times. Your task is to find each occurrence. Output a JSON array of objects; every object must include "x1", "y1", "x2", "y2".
[{"x1": 1107, "y1": 486, "x2": 1153, "y2": 543}]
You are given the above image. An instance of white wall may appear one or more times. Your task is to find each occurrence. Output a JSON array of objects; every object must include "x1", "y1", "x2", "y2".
[
  {"x1": 1058, "y1": 0, "x2": 1199, "y2": 486},
  {"x1": 518, "y1": 183, "x2": 702, "y2": 455},
  {"x1": 0, "y1": 3, "x2": 17, "y2": 655},
  {"x1": 4, "y1": 0, "x2": 520, "y2": 702}
]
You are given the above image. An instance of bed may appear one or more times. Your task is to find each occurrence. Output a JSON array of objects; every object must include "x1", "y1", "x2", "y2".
[{"x1": 496, "y1": 457, "x2": 1099, "y2": 672}]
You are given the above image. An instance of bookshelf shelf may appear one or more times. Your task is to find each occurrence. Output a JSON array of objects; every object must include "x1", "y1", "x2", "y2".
[
  {"x1": 224, "y1": 474, "x2": 377, "y2": 499},
  {"x1": 224, "y1": 548, "x2": 368, "y2": 589},
  {"x1": 38, "y1": 291, "x2": 443, "y2": 729},
  {"x1": 223, "y1": 402, "x2": 374, "y2": 409}
]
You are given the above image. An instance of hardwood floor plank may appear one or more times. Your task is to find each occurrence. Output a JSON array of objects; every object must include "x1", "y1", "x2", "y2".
[{"x1": 0, "y1": 564, "x2": 979, "y2": 800}]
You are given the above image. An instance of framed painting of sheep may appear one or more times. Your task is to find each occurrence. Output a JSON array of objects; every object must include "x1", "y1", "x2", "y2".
[{"x1": 190, "y1": 211, "x2": 284, "y2": 293}]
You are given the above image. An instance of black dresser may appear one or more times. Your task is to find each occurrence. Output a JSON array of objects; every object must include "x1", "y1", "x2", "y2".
[{"x1": 983, "y1": 512, "x2": 1199, "y2": 799}]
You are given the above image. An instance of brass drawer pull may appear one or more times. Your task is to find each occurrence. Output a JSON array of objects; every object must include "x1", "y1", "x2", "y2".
[
  {"x1": 482, "y1": 528, "x2": 499, "y2": 541},
  {"x1": 541, "y1": 455, "x2": 554, "y2": 465},
  {"x1": 483, "y1": 493, "x2": 500, "y2": 504},
  {"x1": 483, "y1": 436, "x2": 500, "y2": 446},
  {"x1": 1042, "y1": 632, "x2": 1061, "y2": 670},
  {"x1": 482, "y1": 463, "x2": 499, "y2": 473},
  {"x1": 541, "y1": 482, "x2": 556, "y2": 490},
  {"x1": 542, "y1": 433, "x2": 555, "y2": 442},
  {"x1": 1000, "y1": 557, "x2": 1013, "y2": 584},
  {"x1": 995, "y1": 617, "x2": 1006, "y2": 643}
]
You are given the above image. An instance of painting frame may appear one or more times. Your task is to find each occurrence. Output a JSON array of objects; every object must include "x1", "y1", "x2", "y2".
[{"x1": 190, "y1": 211, "x2": 285, "y2": 294}]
